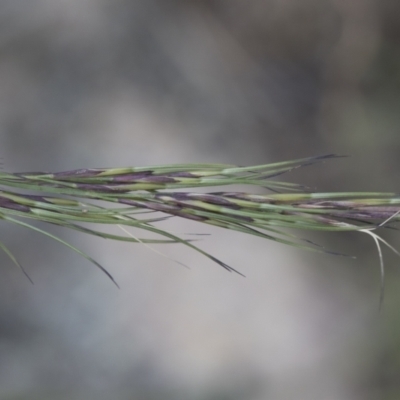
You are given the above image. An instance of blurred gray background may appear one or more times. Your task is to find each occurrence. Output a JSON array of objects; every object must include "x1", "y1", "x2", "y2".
[{"x1": 0, "y1": 1, "x2": 400, "y2": 399}]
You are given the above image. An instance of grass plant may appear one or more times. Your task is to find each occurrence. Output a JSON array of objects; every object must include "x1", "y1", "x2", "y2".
[{"x1": 1, "y1": 154, "x2": 399, "y2": 296}]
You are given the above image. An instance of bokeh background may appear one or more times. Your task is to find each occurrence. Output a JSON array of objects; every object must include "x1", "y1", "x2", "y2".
[{"x1": 0, "y1": 1, "x2": 400, "y2": 399}]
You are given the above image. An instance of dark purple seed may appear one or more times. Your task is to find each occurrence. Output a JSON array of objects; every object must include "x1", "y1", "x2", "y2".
[
  {"x1": 21, "y1": 194, "x2": 51, "y2": 203},
  {"x1": 160, "y1": 192, "x2": 190, "y2": 201},
  {"x1": 111, "y1": 173, "x2": 153, "y2": 182},
  {"x1": 145, "y1": 203, "x2": 182, "y2": 212},
  {"x1": 0, "y1": 199, "x2": 30, "y2": 212}
]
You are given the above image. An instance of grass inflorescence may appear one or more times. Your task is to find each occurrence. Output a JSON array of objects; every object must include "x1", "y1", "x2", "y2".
[{"x1": 1, "y1": 154, "x2": 399, "y2": 292}]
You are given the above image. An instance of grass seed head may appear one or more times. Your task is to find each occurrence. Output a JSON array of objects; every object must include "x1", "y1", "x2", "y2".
[{"x1": 1, "y1": 154, "x2": 399, "y2": 299}]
